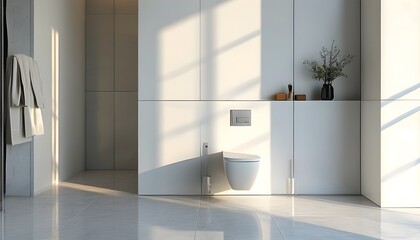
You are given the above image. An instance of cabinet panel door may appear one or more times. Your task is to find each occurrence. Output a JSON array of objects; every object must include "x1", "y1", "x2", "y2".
[
  {"x1": 115, "y1": 0, "x2": 137, "y2": 14},
  {"x1": 86, "y1": 0, "x2": 114, "y2": 14},
  {"x1": 86, "y1": 92, "x2": 115, "y2": 169},
  {"x1": 115, "y1": 15, "x2": 138, "y2": 92},
  {"x1": 294, "y1": 101, "x2": 361, "y2": 194},
  {"x1": 86, "y1": 15, "x2": 115, "y2": 91},
  {"x1": 115, "y1": 92, "x2": 138, "y2": 169}
]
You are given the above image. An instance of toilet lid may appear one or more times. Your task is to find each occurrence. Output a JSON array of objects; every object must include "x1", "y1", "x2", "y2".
[{"x1": 223, "y1": 152, "x2": 260, "y2": 162}]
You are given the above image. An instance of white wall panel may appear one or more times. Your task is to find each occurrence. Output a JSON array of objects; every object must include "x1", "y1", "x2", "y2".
[
  {"x1": 361, "y1": 100, "x2": 381, "y2": 205},
  {"x1": 361, "y1": 0, "x2": 381, "y2": 205},
  {"x1": 201, "y1": 0, "x2": 293, "y2": 100},
  {"x1": 295, "y1": 0, "x2": 361, "y2": 100},
  {"x1": 138, "y1": 0, "x2": 362, "y2": 196},
  {"x1": 294, "y1": 101, "x2": 361, "y2": 194},
  {"x1": 382, "y1": 0, "x2": 420, "y2": 100},
  {"x1": 381, "y1": 100, "x2": 420, "y2": 207},
  {"x1": 138, "y1": 101, "x2": 201, "y2": 194},
  {"x1": 56, "y1": 0, "x2": 86, "y2": 181},
  {"x1": 201, "y1": 0, "x2": 261, "y2": 100},
  {"x1": 202, "y1": 101, "x2": 293, "y2": 195},
  {"x1": 34, "y1": 0, "x2": 85, "y2": 190},
  {"x1": 270, "y1": 102, "x2": 294, "y2": 194},
  {"x1": 139, "y1": 101, "x2": 293, "y2": 195},
  {"x1": 261, "y1": 0, "x2": 293, "y2": 100},
  {"x1": 362, "y1": 0, "x2": 420, "y2": 207},
  {"x1": 139, "y1": 0, "x2": 200, "y2": 100}
]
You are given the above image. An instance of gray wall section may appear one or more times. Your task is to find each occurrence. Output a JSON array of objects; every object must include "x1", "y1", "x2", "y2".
[
  {"x1": 361, "y1": 0, "x2": 381, "y2": 101},
  {"x1": 85, "y1": 0, "x2": 138, "y2": 169},
  {"x1": 115, "y1": 14, "x2": 138, "y2": 91},
  {"x1": 6, "y1": 0, "x2": 31, "y2": 56},
  {"x1": 115, "y1": 92, "x2": 138, "y2": 169},
  {"x1": 86, "y1": 92, "x2": 115, "y2": 169},
  {"x1": 5, "y1": 144, "x2": 32, "y2": 196},
  {"x1": 85, "y1": 14, "x2": 114, "y2": 92},
  {"x1": 5, "y1": 0, "x2": 33, "y2": 196}
]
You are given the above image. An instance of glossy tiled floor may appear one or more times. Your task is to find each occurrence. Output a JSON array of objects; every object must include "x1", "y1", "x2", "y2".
[{"x1": 1, "y1": 171, "x2": 420, "y2": 240}]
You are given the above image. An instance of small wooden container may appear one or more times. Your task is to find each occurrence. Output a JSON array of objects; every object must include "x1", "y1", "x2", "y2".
[
  {"x1": 275, "y1": 93, "x2": 288, "y2": 101},
  {"x1": 294, "y1": 94, "x2": 306, "y2": 101}
]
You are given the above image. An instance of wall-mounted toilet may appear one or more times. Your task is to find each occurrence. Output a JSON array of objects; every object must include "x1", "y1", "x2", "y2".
[{"x1": 223, "y1": 152, "x2": 260, "y2": 190}]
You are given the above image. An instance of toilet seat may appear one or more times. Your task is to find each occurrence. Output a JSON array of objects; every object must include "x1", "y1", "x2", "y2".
[{"x1": 222, "y1": 152, "x2": 260, "y2": 162}]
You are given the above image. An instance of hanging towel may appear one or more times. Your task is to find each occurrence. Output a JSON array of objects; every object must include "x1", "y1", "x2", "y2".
[{"x1": 6, "y1": 54, "x2": 45, "y2": 145}]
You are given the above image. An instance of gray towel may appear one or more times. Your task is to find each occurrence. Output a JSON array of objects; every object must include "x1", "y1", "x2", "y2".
[{"x1": 6, "y1": 54, "x2": 45, "y2": 145}]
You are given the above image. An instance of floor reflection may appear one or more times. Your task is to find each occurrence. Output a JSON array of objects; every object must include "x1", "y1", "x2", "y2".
[
  {"x1": 0, "y1": 171, "x2": 419, "y2": 239},
  {"x1": 196, "y1": 208, "x2": 262, "y2": 240}
]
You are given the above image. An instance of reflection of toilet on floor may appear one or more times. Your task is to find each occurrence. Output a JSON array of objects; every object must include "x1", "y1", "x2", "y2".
[{"x1": 223, "y1": 152, "x2": 260, "y2": 190}]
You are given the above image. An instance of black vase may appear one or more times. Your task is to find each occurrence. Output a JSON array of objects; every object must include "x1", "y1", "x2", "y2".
[{"x1": 321, "y1": 83, "x2": 334, "y2": 100}]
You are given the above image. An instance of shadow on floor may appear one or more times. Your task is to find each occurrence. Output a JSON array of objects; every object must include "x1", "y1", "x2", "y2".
[{"x1": 65, "y1": 170, "x2": 138, "y2": 194}]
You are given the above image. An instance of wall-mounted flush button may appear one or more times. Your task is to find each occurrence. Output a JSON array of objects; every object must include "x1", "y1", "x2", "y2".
[
  {"x1": 236, "y1": 117, "x2": 249, "y2": 123},
  {"x1": 230, "y1": 110, "x2": 251, "y2": 126}
]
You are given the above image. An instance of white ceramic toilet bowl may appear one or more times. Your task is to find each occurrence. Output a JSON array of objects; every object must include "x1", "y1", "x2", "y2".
[{"x1": 223, "y1": 152, "x2": 260, "y2": 190}]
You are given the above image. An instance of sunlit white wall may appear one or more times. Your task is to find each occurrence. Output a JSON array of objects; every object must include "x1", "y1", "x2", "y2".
[
  {"x1": 381, "y1": 0, "x2": 420, "y2": 207},
  {"x1": 139, "y1": 0, "x2": 200, "y2": 100},
  {"x1": 382, "y1": 0, "x2": 420, "y2": 100},
  {"x1": 139, "y1": 101, "x2": 202, "y2": 195},
  {"x1": 362, "y1": 0, "x2": 420, "y2": 207},
  {"x1": 202, "y1": 101, "x2": 293, "y2": 195},
  {"x1": 33, "y1": 0, "x2": 85, "y2": 193},
  {"x1": 201, "y1": 0, "x2": 261, "y2": 100},
  {"x1": 139, "y1": 0, "x2": 293, "y2": 101},
  {"x1": 138, "y1": 101, "x2": 293, "y2": 195},
  {"x1": 138, "y1": 0, "x2": 294, "y2": 195},
  {"x1": 381, "y1": 101, "x2": 420, "y2": 207}
]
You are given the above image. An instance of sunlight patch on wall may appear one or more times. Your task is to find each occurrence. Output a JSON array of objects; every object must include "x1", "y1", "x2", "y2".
[
  {"x1": 52, "y1": 28, "x2": 60, "y2": 185},
  {"x1": 382, "y1": 0, "x2": 420, "y2": 99},
  {"x1": 381, "y1": 101, "x2": 420, "y2": 206},
  {"x1": 201, "y1": 0, "x2": 262, "y2": 100},
  {"x1": 158, "y1": 14, "x2": 200, "y2": 99}
]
